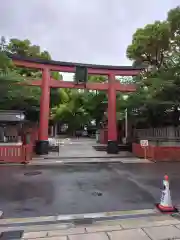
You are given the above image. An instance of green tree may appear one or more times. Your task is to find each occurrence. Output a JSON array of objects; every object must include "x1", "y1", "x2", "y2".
[
  {"x1": 127, "y1": 21, "x2": 170, "y2": 69},
  {"x1": 125, "y1": 6, "x2": 180, "y2": 127},
  {"x1": 0, "y1": 37, "x2": 52, "y2": 120},
  {"x1": 51, "y1": 90, "x2": 90, "y2": 133},
  {"x1": 51, "y1": 75, "x2": 109, "y2": 132}
]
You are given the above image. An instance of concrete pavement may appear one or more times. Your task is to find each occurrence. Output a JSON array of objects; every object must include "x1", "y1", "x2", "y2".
[
  {"x1": 0, "y1": 210, "x2": 180, "y2": 239},
  {"x1": 0, "y1": 163, "x2": 160, "y2": 218},
  {"x1": 38, "y1": 138, "x2": 144, "y2": 160},
  {"x1": 32, "y1": 137, "x2": 151, "y2": 163},
  {"x1": 1, "y1": 162, "x2": 180, "y2": 218}
]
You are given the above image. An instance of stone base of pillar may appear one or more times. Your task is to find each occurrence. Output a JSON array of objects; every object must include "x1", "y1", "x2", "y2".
[
  {"x1": 35, "y1": 140, "x2": 49, "y2": 155},
  {"x1": 107, "y1": 140, "x2": 119, "y2": 154}
]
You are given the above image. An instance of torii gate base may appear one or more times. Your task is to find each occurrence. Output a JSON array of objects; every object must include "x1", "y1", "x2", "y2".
[
  {"x1": 107, "y1": 140, "x2": 119, "y2": 154},
  {"x1": 11, "y1": 55, "x2": 142, "y2": 155},
  {"x1": 36, "y1": 140, "x2": 49, "y2": 155}
]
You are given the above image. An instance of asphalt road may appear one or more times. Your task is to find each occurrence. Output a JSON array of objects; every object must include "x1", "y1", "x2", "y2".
[{"x1": 0, "y1": 162, "x2": 180, "y2": 218}]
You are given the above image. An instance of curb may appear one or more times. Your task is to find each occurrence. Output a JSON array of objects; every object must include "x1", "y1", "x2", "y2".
[
  {"x1": 0, "y1": 159, "x2": 152, "y2": 166},
  {"x1": 44, "y1": 155, "x2": 134, "y2": 159},
  {"x1": 56, "y1": 208, "x2": 160, "y2": 223},
  {"x1": 29, "y1": 160, "x2": 151, "y2": 166},
  {"x1": 0, "y1": 209, "x2": 160, "y2": 228},
  {"x1": 31, "y1": 159, "x2": 124, "y2": 164}
]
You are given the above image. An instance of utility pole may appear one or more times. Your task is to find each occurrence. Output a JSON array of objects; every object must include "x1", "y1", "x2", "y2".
[{"x1": 125, "y1": 108, "x2": 128, "y2": 142}]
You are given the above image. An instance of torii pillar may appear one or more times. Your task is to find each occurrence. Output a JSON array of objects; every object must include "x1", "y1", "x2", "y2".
[
  {"x1": 107, "y1": 73, "x2": 118, "y2": 153},
  {"x1": 36, "y1": 68, "x2": 50, "y2": 154}
]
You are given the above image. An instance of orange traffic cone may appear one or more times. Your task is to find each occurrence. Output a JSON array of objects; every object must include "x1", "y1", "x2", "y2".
[{"x1": 156, "y1": 175, "x2": 178, "y2": 213}]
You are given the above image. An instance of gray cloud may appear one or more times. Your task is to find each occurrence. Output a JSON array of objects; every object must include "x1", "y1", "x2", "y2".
[{"x1": 0, "y1": 0, "x2": 179, "y2": 65}]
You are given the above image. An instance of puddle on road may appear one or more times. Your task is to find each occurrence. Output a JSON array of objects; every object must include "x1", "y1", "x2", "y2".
[
  {"x1": 92, "y1": 191, "x2": 103, "y2": 196},
  {"x1": 24, "y1": 171, "x2": 42, "y2": 176},
  {"x1": 15, "y1": 207, "x2": 35, "y2": 212},
  {"x1": 73, "y1": 218, "x2": 93, "y2": 225}
]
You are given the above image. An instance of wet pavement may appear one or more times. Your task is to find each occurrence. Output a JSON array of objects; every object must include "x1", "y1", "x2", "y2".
[
  {"x1": 0, "y1": 162, "x2": 180, "y2": 218},
  {"x1": 42, "y1": 138, "x2": 134, "y2": 159}
]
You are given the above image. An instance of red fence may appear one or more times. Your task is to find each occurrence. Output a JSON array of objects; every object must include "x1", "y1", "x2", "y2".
[
  {"x1": 100, "y1": 129, "x2": 108, "y2": 144},
  {"x1": 133, "y1": 143, "x2": 180, "y2": 162},
  {"x1": 0, "y1": 144, "x2": 33, "y2": 163}
]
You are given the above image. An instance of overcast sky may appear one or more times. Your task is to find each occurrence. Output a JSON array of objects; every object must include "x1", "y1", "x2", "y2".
[{"x1": 0, "y1": 0, "x2": 179, "y2": 68}]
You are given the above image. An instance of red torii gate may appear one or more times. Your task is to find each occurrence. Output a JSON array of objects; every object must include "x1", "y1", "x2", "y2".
[{"x1": 10, "y1": 55, "x2": 143, "y2": 154}]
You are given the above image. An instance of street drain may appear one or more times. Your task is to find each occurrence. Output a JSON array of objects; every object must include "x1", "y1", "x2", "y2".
[
  {"x1": 92, "y1": 191, "x2": 103, "y2": 196},
  {"x1": 0, "y1": 230, "x2": 24, "y2": 239},
  {"x1": 73, "y1": 218, "x2": 93, "y2": 225},
  {"x1": 24, "y1": 171, "x2": 42, "y2": 176},
  {"x1": 15, "y1": 207, "x2": 34, "y2": 212}
]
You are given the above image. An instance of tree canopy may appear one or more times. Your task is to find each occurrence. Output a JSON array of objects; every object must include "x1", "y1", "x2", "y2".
[
  {"x1": 0, "y1": 37, "x2": 65, "y2": 121},
  {"x1": 125, "y1": 6, "x2": 180, "y2": 128},
  {"x1": 0, "y1": 37, "x2": 107, "y2": 128}
]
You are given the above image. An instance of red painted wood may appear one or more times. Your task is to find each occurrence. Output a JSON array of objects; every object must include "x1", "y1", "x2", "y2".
[
  {"x1": 100, "y1": 128, "x2": 108, "y2": 144},
  {"x1": 25, "y1": 144, "x2": 34, "y2": 162},
  {"x1": 50, "y1": 79, "x2": 109, "y2": 90},
  {"x1": 0, "y1": 145, "x2": 32, "y2": 163},
  {"x1": 108, "y1": 73, "x2": 117, "y2": 141},
  {"x1": 19, "y1": 79, "x2": 42, "y2": 86},
  {"x1": 50, "y1": 79, "x2": 136, "y2": 92},
  {"x1": 39, "y1": 68, "x2": 50, "y2": 141},
  {"x1": 21, "y1": 79, "x2": 137, "y2": 92},
  {"x1": 132, "y1": 143, "x2": 180, "y2": 161},
  {"x1": 13, "y1": 59, "x2": 141, "y2": 76}
]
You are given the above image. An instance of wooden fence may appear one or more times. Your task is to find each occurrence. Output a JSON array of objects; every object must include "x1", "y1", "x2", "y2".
[
  {"x1": 134, "y1": 127, "x2": 180, "y2": 140},
  {"x1": 0, "y1": 144, "x2": 33, "y2": 163}
]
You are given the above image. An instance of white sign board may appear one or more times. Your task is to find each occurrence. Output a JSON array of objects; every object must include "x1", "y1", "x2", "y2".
[{"x1": 140, "y1": 140, "x2": 149, "y2": 147}]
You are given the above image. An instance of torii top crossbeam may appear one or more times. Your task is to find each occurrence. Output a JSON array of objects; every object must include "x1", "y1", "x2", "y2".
[
  {"x1": 10, "y1": 54, "x2": 142, "y2": 92},
  {"x1": 11, "y1": 54, "x2": 142, "y2": 75},
  {"x1": 9, "y1": 54, "x2": 143, "y2": 155}
]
